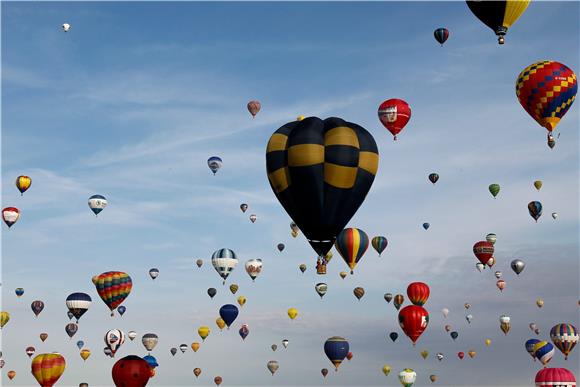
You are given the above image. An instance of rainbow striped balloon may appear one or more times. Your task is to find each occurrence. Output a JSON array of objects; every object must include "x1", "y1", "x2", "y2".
[
  {"x1": 92, "y1": 271, "x2": 132, "y2": 316},
  {"x1": 335, "y1": 228, "x2": 369, "y2": 274},
  {"x1": 550, "y1": 323, "x2": 578, "y2": 360},
  {"x1": 31, "y1": 353, "x2": 66, "y2": 387}
]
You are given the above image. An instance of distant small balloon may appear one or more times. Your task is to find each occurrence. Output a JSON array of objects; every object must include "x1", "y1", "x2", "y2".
[
  {"x1": 385, "y1": 293, "x2": 393, "y2": 303},
  {"x1": 510, "y1": 259, "x2": 525, "y2": 275},
  {"x1": 299, "y1": 264, "x2": 307, "y2": 273},
  {"x1": 196, "y1": 259, "x2": 203, "y2": 268},
  {"x1": 249, "y1": 214, "x2": 257, "y2": 223}
]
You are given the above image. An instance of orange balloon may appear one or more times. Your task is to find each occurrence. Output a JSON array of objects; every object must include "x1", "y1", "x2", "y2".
[
  {"x1": 32, "y1": 353, "x2": 66, "y2": 387},
  {"x1": 7, "y1": 370, "x2": 16, "y2": 380},
  {"x1": 191, "y1": 342, "x2": 200, "y2": 352}
]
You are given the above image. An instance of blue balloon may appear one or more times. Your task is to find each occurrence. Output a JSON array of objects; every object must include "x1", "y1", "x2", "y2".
[
  {"x1": 239, "y1": 325, "x2": 249, "y2": 340},
  {"x1": 450, "y1": 331, "x2": 459, "y2": 340},
  {"x1": 15, "y1": 288, "x2": 24, "y2": 297},
  {"x1": 528, "y1": 201, "x2": 543, "y2": 222},
  {"x1": 117, "y1": 305, "x2": 126, "y2": 316},
  {"x1": 422, "y1": 223, "x2": 430, "y2": 230},
  {"x1": 324, "y1": 336, "x2": 349, "y2": 370},
  {"x1": 389, "y1": 332, "x2": 398, "y2": 342},
  {"x1": 143, "y1": 355, "x2": 159, "y2": 368},
  {"x1": 219, "y1": 304, "x2": 239, "y2": 328},
  {"x1": 525, "y1": 339, "x2": 540, "y2": 359},
  {"x1": 76, "y1": 340, "x2": 85, "y2": 350},
  {"x1": 207, "y1": 156, "x2": 223, "y2": 175},
  {"x1": 65, "y1": 292, "x2": 92, "y2": 322},
  {"x1": 534, "y1": 341, "x2": 554, "y2": 365}
]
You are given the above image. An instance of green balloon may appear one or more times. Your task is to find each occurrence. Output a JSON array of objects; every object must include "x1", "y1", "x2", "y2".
[{"x1": 488, "y1": 184, "x2": 500, "y2": 198}]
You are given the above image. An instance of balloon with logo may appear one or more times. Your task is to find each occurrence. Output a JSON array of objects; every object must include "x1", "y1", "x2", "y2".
[
  {"x1": 550, "y1": 323, "x2": 578, "y2": 360},
  {"x1": 499, "y1": 315, "x2": 511, "y2": 335},
  {"x1": 324, "y1": 336, "x2": 349, "y2": 371},
  {"x1": 398, "y1": 368, "x2": 417, "y2": 387},
  {"x1": 65, "y1": 323, "x2": 78, "y2": 338},
  {"x1": 266, "y1": 117, "x2": 379, "y2": 259},
  {"x1": 2, "y1": 207, "x2": 20, "y2": 228},
  {"x1": 26, "y1": 346, "x2": 36, "y2": 357},
  {"x1": 378, "y1": 99, "x2": 411, "y2": 140},
  {"x1": 516, "y1": 61, "x2": 577, "y2": 134},
  {"x1": 473, "y1": 241, "x2": 494, "y2": 265},
  {"x1": 207, "y1": 156, "x2": 223, "y2": 175},
  {"x1": 315, "y1": 283, "x2": 328, "y2": 298},
  {"x1": 31, "y1": 353, "x2": 66, "y2": 387},
  {"x1": 112, "y1": 355, "x2": 151, "y2": 387},
  {"x1": 245, "y1": 259, "x2": 263, "y2": 281},
  {"x1": 31, "y1": 300, "x2": 45, "y2": 317},
  {"x1": 399, "y1": 306, "x2": 429, "y2": 346},
  {"x1": 239, "y1": 324, "x2": 249, "y2": 341},
  {"x1": 93, "y1": 271, "x2": 132, "y2": 316},
  {"x1": 88, "y1": 195, "x2": 107, "y2": 216},
  {"x1": 104, "y1": 329, "x2": 125, "y2": 357},
  {"x1": 526, "y1": 338, "x2": 541, "y2": 360}
]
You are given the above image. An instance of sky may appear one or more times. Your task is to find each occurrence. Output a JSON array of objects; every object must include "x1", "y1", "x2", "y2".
[{"x1": 1, "y1": 1, "x2": 579, "y2": 386}]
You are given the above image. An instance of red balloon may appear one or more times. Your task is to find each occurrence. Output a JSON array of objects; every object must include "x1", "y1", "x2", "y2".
[
  {"x1": 458, "y1": 352, "x2": 465, "y2": 360},
  {"x1": 346, "y1": 352, "x2": 353, "y2": 361},
  {"x1": 398, "y1": 305, "x2": 429, "y2": 345},
  {"x1": 214, "y1": 376, "x2": 223, "y2": 386},
  {"x1": 407, "y1": 282, "x2": 430, "y2": 306},
  {"x1": 112, "y1": 355, "x2": 151, "y2": 387},
  {"x1": 535, "y1": 368, "x2": 576, "y2": 386},
  {"x1": 473, "y1": 241, "x2": 494, "y2": 265},
  {"x1": 377, "y1": 99, "x2": 411, "y2": 140}
]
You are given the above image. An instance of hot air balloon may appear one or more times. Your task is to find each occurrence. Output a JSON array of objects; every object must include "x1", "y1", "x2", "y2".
[
  {"x1": 394, "y1": 294, "x2": 405, "y2": 310},
  {"x1": 193, "y1": 368, "x2": 202, "y2": 378},
  {"x1": 324, "y1": 336, "x2": 349, "y2": 371},
  {"x1": 207, "y1": 156, "x2": 222, "y2": 175},
  {"x1": 528, "y1": 201, "x2": 543, "y2": 222},
  {"x1": 398, "y1": 368, "x2": 417, "y2": 387},
  {"x1": 315, "y1": 283, "x2": 328, "y2": 298},
  {"x1": 0, "y1": 311, "x2": 10, "y2": 328},
  {"x1": 77, "y1": 340, "x2": 84, "y2": 350},
  {"x1": 31, "y1": 300, "x2": 44, "y2": 317},
  {"x1": 450, "y1": 331, "x2": 458, "y2": 340},
  {"x1": 212, "y1": 248, "x2": 238, "y2": 284},
  {"x1": 287, "y1": 307, "x2": 298, "y2": 320},
  {"x1": 88, "y1": 195, "x2": 107, "y2": 216},
  {"x1": 277, "y1": 243, "x2": 285, "y2": 252},
  {"x1": 526, "y1": 339, "x2": 541, "y2": 360},
  {"x1": 299, "y1": 264, "x2": 307, "y2": 273},
  {"x1": 468, "y1": 350, "x2": 476, "y2": 358},
  {"x1": 486, "y1": 233, "x2": 497, "y2": 245},
  {"x1": 112, "y1": 355, "x2": 151, "y2": 387},
  {"x1": 239, "y1": 324, "x2": 249, "y2": 340},
  {"x1": 422, "y1": 223, "x2": 430, "y2": 230},
  {"x1": 464, "y1": 303, "x2": 471, "y2": 310},
  {"x1": 2, "y1": 207, "x2": 20, "y2": 228},
  {"x1": 496, "y1": 279, "x2": 506, "y2": 292},
  {"x1": 321, "y1": 368, "x2": 329, "y2": 378},
  {"x1": 466, "y1": 314, "x2": 473, "y2": 324},
  {"x1": 550, "y1": 324, "x2": 578, "y2": 360},
  {"x1": 473, "y1": 241, "x2": 494, "y2": 265},
  {"x1": 436, "y1": 353, "x2": 444, "y2": 361},
  {"x1": 547, "y1": 134, "x2": 556, "y2": 149},
  {"x1": 118, "y1": 306, "x2": 127, "y2": 316},
  {"x1": 170, "y1": 348, "x2": 177, "y2": 356},
  {"x1": 476, "y1": 262, "x2": 485, "y2": 272},
  {"x1": 198, "y1": 326, "x2": 210, "y2": 341},
  {"x1": 516, "y1": 61, "x2": 577, "y2": 134},
  {"x1": 407, "y1": 282, "x2": 430, "y2": 306},
  {"x1": 142, "y1": 333, "x2": 158, "y2": 352},
  {"x1": 430, "y1": 375, "x2": 438, "y2": 383},
  {"x1": 339, "y1": 271, "x2": 347, "y2": 279},
  {"x1": 535, "y1": 368, "x2": 576, "y2": 387},
  {"x1": 26, "y1": 346, "x2": 36, "y2": 357},
  {"x1": 420, "y1": 350, "x2": 429, "y2": 359},
  {"x1": 371, "y1": 235, "x2": 388, "y2": 257},
  {"x1": 266, "y1": 117, "x2": 379, "y2": 258},
  {"x1": 105, "y1": 329, "x2": 125, "y2": 357},
  {"x1": 487, "y1": 256, "x2": 496, "y2": 267},
  {"x1": 219, "y1": 304, "x2": 239, "y2": 328},
  {"x1": 385, "y1": 293, "x2": 393, "y2": 303},
  {"x1": 62, "y1": 23, "x2": 70, "y2": 32},
  {"x1": 179, "y1": 344, "x2": 188, "y2": 353},
  {"x1": 32, "y1": 353, "x2": 66, "y2": 387},
  {"x1": 399, "y1": 306, "x2": 429, "y2": 345},
  {"x1": 65, "y1": 323, "x2": 78, "y2": 338},
  {"x1": 353, "y1": 287, "x2": 365, "y2": 300},
  {"x1": 346, "y1": 352, "x2": 353, "y2": 361},
  {"x1": 40, "y1": 333, "x2": 48, "y2": 342},
  {"x1": 534, "y1": 180, "x2": 543, "y2": 191},
  {"x1": 488, "y1": 184, "x2": 500, "y2": 198},
  {"x1": 445, "y1": 325, "x2": 452, "y2": 333},
  {"x1": 466, "y1": 0, "x2": 530, "y2": 44},
  {"x1": 552, "y1": 212, "x2": 558, "y2": 220},
  {"x1": 428, "y1": 173, "x2": 439, "y2": 184},
  {"x1": 15, "y1": 287, "x2": 24, "y2": 297},
  {"x1": 148, "y1": 268, "x2": 159, "y2": 280},
  {"x1": 537, "y1": 298, "x2": 544, "y2": 308},
  {"x1": 335, "y1": 228, "x2": 369, "y2": 274},
  {"x1": 442, "y1": 308, "x2": 449, "y2": 318},
  {"x1": 534, "y1": 341, "x2": 555, "y2": 366},
  {"x1": 7, "y1": 370, "x2": 16, "y2": 380},
  {"x1": 191, "y1": 342, "x2": 200, "y2": 352},
  {"x1": 240, "y1": 203, "x2": 248, "y2": 213},
  {"x1": 15, "y1": 175, "x2": 31, "y2": 195},
  {"x1": 247, "y1": 100, "x2": 261, "y2": 118},
  {"x1": 510, "y1": 259, "x2": 525, "y2": 275},
  {"x1": 80, "y1": 349, "x2": 91, "y2": 361},
  {"x1": 196, "y1": 259, "x2": 203, "y2": 268},
  {"x1": 93, "y1": 272, "x2": 132, "y2": 316},
  {"x1": 245, "y1": 259, "x2": 263, "y2": 281},
  {"x1": 485, "y1": 338, "x2": 492, "y2": 346},
  {"x1": 290, "y1": 221, "x2": 299, "y2": 236},
  {"x1": 282, "y1": 339, "x2": 289, "y2": 349},
  {"x1": 271, "y1": 344, "x2": 278, "y2": 352},
  {"x1": 433, "y1": 28, "x2": 449, "y2": 46},
  {"x1": 382, "y1": 365, "x2": 391, "y2": 376},
  {"x1": 249, "y1": 214, "x2": 257, "y2": 223},
  {"x1": 128, "y1": 331, "x2": 137, "y2": 341},
  {"x1": 1, "y1": 360, "x2": 6, "y2": 369},
  {"x1": 499, "y1": 315, "x2": 511, "y2": 335},
  {"x1": 66, "y1": 293, "x2": 92, "y2": 322},
  {"x1": 378, "y1": 99, "x2": 411, "y2": 140},
  {"x1": 229, "y1": 284, "x2": 239, "y2": 294},
  {"x1": 207, "y1": 288, "x2": 217, "y2": 299},
  {"x1": 237, "y1": 296, "x2": 246, "y2": 307},
  {"x1": 267, "y1": 360, "x2": 279, "y2": 375},
  {"x1": 458, "y1": 352, "x2": 465, "y2": 360},
  {"x1": 214, "y1": 376, "x2": 222, "y2": 386},
  {"x1": 389, "y1": 332, "x2": 399, "y2": 342}
]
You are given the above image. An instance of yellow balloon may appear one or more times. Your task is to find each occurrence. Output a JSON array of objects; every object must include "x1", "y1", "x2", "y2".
[
  {"x1": 0, "y1": 311, "x2": 10, "y2": 328},
  {"x1": 237, "y1": 296, "x2": 247, "y2": 307},
  {"x1": 339, "y1": 271, "x2": 348, "y2": 279},
  {"x1": 216, "y1": 317, "x2": 226, "y2": 331},
  {"x1": 468, "y1": 350, "x2": 476, "y2": 358},
  {"x1": 80, "y1": 349, "x2": 91, "y2": 361},
  {"x1": 536, "y1": 298, "x2": 544, "y2": 308},
  {"x1": 485, "y1": 338, "x2": 491, "y2": 346},
  {"x1": 297, "y1": 115, "x2": 305, "y2": 121},
  {"x1": 420, "y1": 350, "x2": 429, "y2": 359},
  {"x1": 534, "y1": 180, "x2": 543, "y2": 191},
  {"x1": 198, "y1": 326, "x2": 210, "y2": 341},
  {"x1": 382, "y1": 364, "x2": 391, "y2": 376},
  {"x1": 287, "y1": 307, "x2": 298, "y2": 320},
  {"x1": 191, "y1": 342, "x2": 200, "y2": 352}
]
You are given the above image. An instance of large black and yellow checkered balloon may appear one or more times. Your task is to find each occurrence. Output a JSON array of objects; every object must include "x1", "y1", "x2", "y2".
[{"x1": 266, "y1": 117, "x2": 379, "y2": 257}]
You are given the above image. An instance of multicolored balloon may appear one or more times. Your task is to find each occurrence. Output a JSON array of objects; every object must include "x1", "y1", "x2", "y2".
[
  {"x1": 535, "y1": 368, "x2": 576, "y2": 387},
  {"x1": 534, "y1": 341, "x2": 555, "y2": 366},
  {"x1": 2, "y1": 207, "x2": 20, "y2": 228},
  {"x1": 92, "y1": 271, "x2": 132, "y2": 316},
  {"x1": 528, "y1": 201, "x2": 543, "y2": 222},
  {"x1": 104, "y1": 329, "x2": 125, "y2": 357},
  {"x1": 31, "y1": 353, "x2": 66, "y2": 387},
  {"x1": 433, "y1": 28, "x2": 449, "y2": 46},
  {"x1": 247, "y1": 100, "x2": 261, "y2": 118},
  {"x1": 550, "y1": 323, "x2": 578, "y2": 360},
  {"x1": 15, "y1": 175, "x2": 32, "y2": 195},
  {"x1": 371, "y1": 236, "x2": 388, "y2": 256},
  {"x1": 66, "y1": 292, "x2": 92, "y2": 322},
  {"x1": 211, "y1": 248, "x2": 238, "y2": 284},
  {"x1": 207, "y1": 156, "x2": 223, "y2": 175},
  {"x1": 88, "y1": 195, "x2": 107, "y2": 216},
  {"x1": 335, "y1": 228, "x2": 369, "y2": 274},
  {"x1": 407, "y1": 282, "x2": 430, "y2": 306},
  {"x1": 398, "y1": 368, "x2": 417, "y2": 387}
]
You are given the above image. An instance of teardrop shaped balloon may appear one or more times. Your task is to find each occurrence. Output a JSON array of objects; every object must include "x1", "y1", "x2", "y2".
[
  {"x1": 382, "y1": 365, "x2": 391, "y2": 376},
  {"x1": 211, "y1": 248, "x2": 238, "y2": 284},
  {"x1": 422, "y1": 222, "x2": 430, "y2": 230},
  {"x1": 371, "y1": 236, "x2": 388, "y2": 256},
  {"x1": 510, "y1": 259, "x2": 525, "y2": 275},
  {"x1": 240, "y1": 203, "x2": 248, "y2": 213},
  {"x1": 353, "y1": 287, "x2": 365, "y2": 300},
  {"x1": 40, "y1": 332, "x2": 48, "y2": 342},
  {"x1": 193, "y1": 368, "x2": 201, "y2": 378},
  {"x1": 287, "y1": 307, "x2": 298, "y2": 320},
  {"x1": 198, "y1": 326, "x2": 210, "y2": 341},
  {"x1": 2, "y1": 207, "x2": 20, "y2": 228},
  {"x1": 219, "y1": 304, "x2": 239, "y2": 328},
  {"x1": 378, "y1": 99, "x2": 411, "y2": 140},
  {"x1": 389, "y1": 332, "x2": 398, "y2": 342},
  {"x1": 15, "y1": 175, "x2": 32, "y2": 195},
  {"x1": 93, "y1": 271, "x2": 132, "y2": 316},
  {"x1": 267, "y1": 360, "x2": 279, "y2": 375},
  {"x1": 516, "y1": 61, "x2": 577, "y2": 132},
  {"x1": 196, "y1": 259, "x2": 203, "y2": 268},
  {"x1": 528, "y1": 201, "x2": 543, "y2": 222},
  {"x1": 533, "y1": 180, "x2": 543, "y2": 191},
  {"x1": 488, "y1": 184, "x2": 500, "y2": 198},
  {"x1": 324, "y1": 336, "x2": 349, "y2": 371},
  {"x1": 398, "y1": 368, "x2": 417, "y2": 387},
  {"x1": 245, "y1": 259, "x2": 263, "y2": 281},
  {"x1": 420, "y1": 350, "x2": 429, "y2": 359},
  {"x1": 207, "y1": 288, "x2": 217, "y2": 299},
  {"x1": 550, "y1": 323, "x2": 578, "y2": 360},
  {"x1": 207, "y1": 156, "x2": 223, "y2": 175},
  {"x1": 394, "y1": 294, "x2": 405, "y2": 310},
  {"x1": 339, "y1": 271, "x2": 347, "y2": 279},
  {"x1": 237, "y1": 296, "x2": 246, "y2": 307},
  {"x1": 428, "y1": 173, "x2": 439, "y2": 184},
  {"x1": 170, "y1": 347, "x2": 177, "y2": 355},
  {"x1": 148, "y1": 268, "x2": 159, "y2": 280},
  {"x1": 88, "y1": 195, "x2": 107, "y2": 216},
  {"x1": 398, "y1": 305, "x2": 429, "y2": 346},
  {"x1": 533, "y1": 341, "x2": 555, "y2": 366},
  {"x1": 299, "y1": 264, "x2": 307, "y2": 273},
  {"x1": 31, "y1": 300, "x2": 44, "y2": 317},
  {"x1": 407, "y1": 282, "x2": 430, "y2": 306},
  {"x1": 239, "y1": 324, "x2": 250, "y2": 341},
  {"x1": 229, "y1": 284, "x2": 239, "y2": 294},
  {"x1": 266, "y1": 117, "x2": 379, "y2": 258},
  {"x1": 191, "y1": 342, "x2": 200, "y2": 352},
  {"x1": 486, "y1": 233, "x2": 497, "y2": 245},
  {"x1": 473, "y1": 241, "x2": 494, "y2": 265},
  {"x1": 536, "y1": 298, "x2": 544, "y2": 308},
  {"x1": 335, "y1": 228, "x2": 369, "y2": 274},
  {"x1": 216, "y1": 318, "x2": 226, "y2": 331},
  {"x1": 384, "y1": 293, "x2": 393, "y2": 303},
  {"x1": 321, "y1": 368, "x2": 329, "y2": 378},
  {"x1": 247, "y1": 100, "x2": 261, "y2": 118},
  {"x1": 315, "y1": 283, "x2": 328, "y2": 298},
  {"x1": 466, "y1": 0, "x2": 530, "y2": 44}
]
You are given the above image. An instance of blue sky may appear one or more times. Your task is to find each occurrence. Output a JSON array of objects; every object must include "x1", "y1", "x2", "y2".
[{"x1": 1, "y1": 1, "x2": 579, "y2": 386}]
